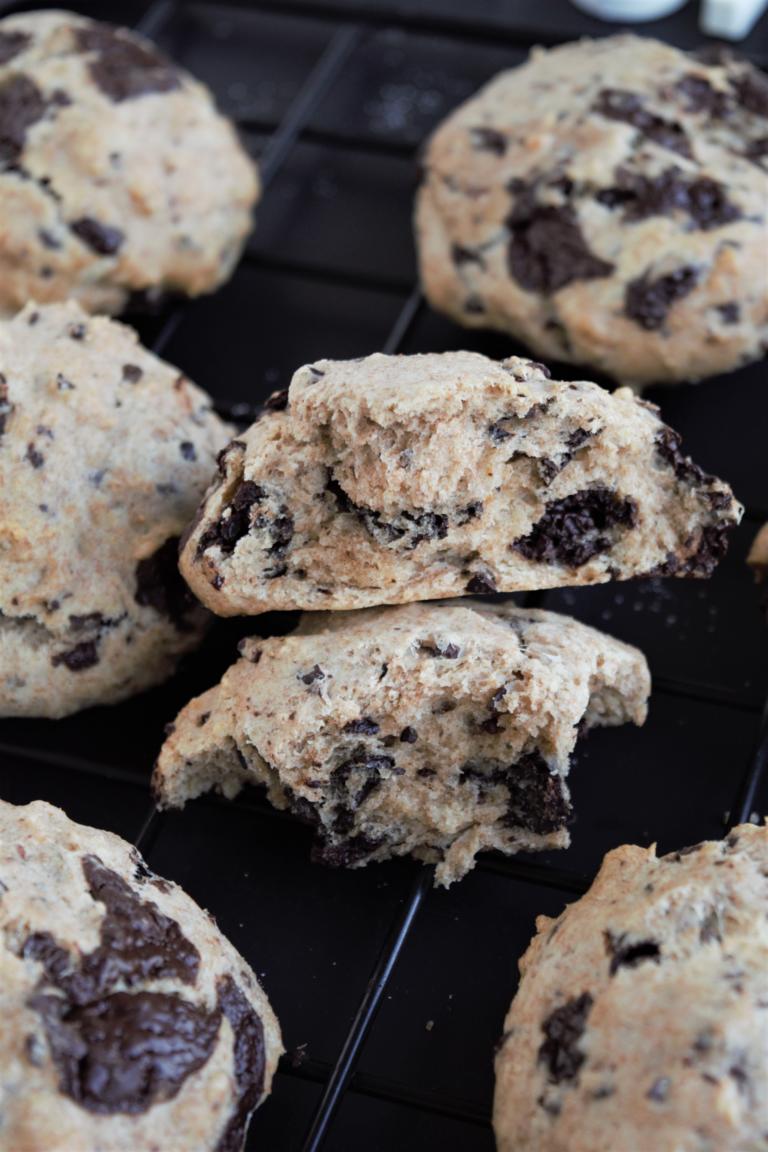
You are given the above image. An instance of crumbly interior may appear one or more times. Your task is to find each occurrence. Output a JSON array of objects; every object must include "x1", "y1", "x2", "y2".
[
  {"x1": 180, "y1": 351, "x2": 741, "y2": 617},
  {"x1": 0, "y1": 301, "x2": 231, "y2": 717},
  {"x1": 154, "y1": 601, "x2": 650, "y2": 886},
  {"x1": 416, "y1": 35, "x2": 768, "y2": 386},
  {"x1": 494, "y1": 823, "x2": 768, "y2": 1152}
]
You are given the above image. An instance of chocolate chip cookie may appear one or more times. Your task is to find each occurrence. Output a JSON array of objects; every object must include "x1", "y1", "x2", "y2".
[
  {"x1": 416, "y1": 35, "x2": 768, "y2": 386},
  {"x1": 0, "y1": 10, "x2": 258, "y2": 317},
  {"x1": 0, "y1": 301, "x2": 231, "y2": 717},
  {"x1": 0, "y1": 799, "x2": 282, "y2": 1151},
  {"x1": 494, "y1": 823, "x2": 768, "y2": 1151},
  {"x1": 153, "y1": 600, "x2": 650, "y2": 886},
  {"x1": 179, "y1": 351, "x2": 741, "y2": 616}
]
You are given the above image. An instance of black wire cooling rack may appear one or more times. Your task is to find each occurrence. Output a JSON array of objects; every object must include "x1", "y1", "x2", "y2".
[{"x1": 1, "y1": 2, "x2": 768, "y2": 1148}]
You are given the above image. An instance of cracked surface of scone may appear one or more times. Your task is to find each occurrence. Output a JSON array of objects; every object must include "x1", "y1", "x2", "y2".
[
  {"x1": 415, "y1": 35, "x2": 768, "y2": 386},
  {"x1": 153, "y1": 600, "x2": 650, "y2": 886},
  {"x1": 0, "y1": 10, "x2": 258, "y2": 317},
  {"x1": 180, "y1": 351, "x2": 742, "y2": 616},
  {"x1": 0, "y1": 799, "x2": 282, "y2": 1152},
  {"x1": 0, "y1": 301, "x2": 231, "y2": 718},
  {"x1": 494, "y1": 823, "x2": 768, "y2": 1152}
]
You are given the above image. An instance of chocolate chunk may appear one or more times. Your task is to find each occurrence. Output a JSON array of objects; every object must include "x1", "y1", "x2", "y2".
[
  {"x1": 300, "y1": 664, "x2": 325, "y2": 685},
  {"x1": 625, "y1": 266, "x2": 698, "y2": 331},
  {"x1": 596, "y1": 167, "x2": 740, "y2": 230},
  {"x1": 0, "y1": 75, "x2": 48, "y2": 166},
  {"x1": 0, "y1": 30, "x2": 30, "y2": 65},
  {"x1": 466, "y1": 572, "x2": 497, "y2": 595},
  {"x1": 214, "y1": 978, "x2": 266, "y2": 1152},
  {"x1": 469, "y1": 126, "x2": 507, "y2": 154},
  {"x1": 418, "y1": 640, "x2": 460, "y2": 658},
  {"x1": 655, "y1": 426, "x2": 710, "y2": 486},
  {"x1": 675, "y1": 73, "x2": 731, "y2": 118},
  {"x1": 331, "y1": 750, "x2": 395, "y2": 818},
  {"x1": 21, "y1": 856, "x2": 223, "y2": 1115},
  {"x1": 647, "y1": 1076, "x2": 671, "y2": 1102},
  {"x1": 70, "y1": 217, "x2": 124, "y2": 256},
  {"x1": 263, "y1": 388, "x2": 289, "y2": 412},
  {"x1": 605, "y1": 932, "x2": 661, "y2": 975},
  {"x1": 198, "y1": 481, "x2": 265, "y2": 556},
  {"x1": 39, "y1": 228, "x2": 62, "y2": 250},
  {"x1": 400, "y1": 726, "x2": 418, "y2": 744},
  {"x1": 507, "y1": 194, "x2": 614, "y2": 294},
  {"x1": 69, "y1": 612, "x2": 107, "y2": 632},
  {"x1": 122, "y1": 363, "x2": 142, "y2": 383},
  {"x1": 76, "y1": 23, "x2": 180, "y2": 103},
  {"x1": 452, "y1": 244, "x2": 485, "y2": 267},
  {"x1": 216, "y1": 439, "x2": 246, "y2": 475},
  {"x1": 312, "y1": 831, "x2": 384, "y2": 868},
  {"x1": 51, "y1": 640, "x2": 99, "y2": 672},
  {"x1": 731, "y1": 70, "x2": 768, "y2": 118},
  {"x1": 343, "y1": 717, "x2": 380, "y2": 735},
  {"x1": 594, "y1": 88, "x2": 692, "y2": 157},
  {"x1": 717, "y1": 302, "x2": 740, "y2": 324},
  {"x1": 538, "y1": 993, "x2": 593, "y2": 1083},
  {"x1": 0, "y1": 373, "x2": 13, "y2": 438},
  {"x1": 135, "y1": 536, "x2": 197, "y2": 631},
  {"x1": 29, "y1": 989, "x2": 220, "y2": 1115},
  {"x1": 504, "y1": 752, "x2": 571, "y2": 834},
  {"x1": 513, "y1": 488, "x2": 637, "y2": 568},
  {"x1": 647, "y1": 522, "x2": 733, "y2": 579}
]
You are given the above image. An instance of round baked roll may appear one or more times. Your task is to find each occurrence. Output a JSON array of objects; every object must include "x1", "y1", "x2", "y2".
[
  {"x1": 416, "y1": 35, "x2": 768, "y2": 386},
  {"x1": 494, "y1": 823, "x2": 768, "y2": 1151},
  {"x1": 0, "y1": 10, "x2": 258, "y2": 316},
  {"x1": 0, "y1": 301, "x2": 231, "y2": 717},
  {"x1": 0, "y1": 799, "x2": 283, "y2": 1151}
]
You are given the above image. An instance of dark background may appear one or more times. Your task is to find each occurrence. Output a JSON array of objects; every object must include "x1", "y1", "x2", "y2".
[{"x1": 1, "y1": 2, "x2": 767, "y2": 1148}]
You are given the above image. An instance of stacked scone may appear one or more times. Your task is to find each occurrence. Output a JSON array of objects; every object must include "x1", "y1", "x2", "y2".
[{"x1": 153, "y1": 349, "x2": 741, "y2": 884}]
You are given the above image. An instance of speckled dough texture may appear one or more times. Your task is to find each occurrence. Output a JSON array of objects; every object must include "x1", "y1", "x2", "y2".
[
  {"x1": 0, "y1": 800, "x2": 282, "y2": 1152},
  {"x1": 0, "y1": 10, "x2": 259, "y2": 317},
  {"x1": 0, "y1": 301, "x2": 231, "y2": 718},
  {"x1": 180, "y1": 351, "x2": 742, "y2": 617},
  {"x1": 494, "y1": 823, "x2": 768, "y2": 1152},
  {"x1": 153, "y1": 600, "x2": 650, "y2": 886},
  {"x1": 416, "y1": 35, "x2": 768, "y2": 386}
]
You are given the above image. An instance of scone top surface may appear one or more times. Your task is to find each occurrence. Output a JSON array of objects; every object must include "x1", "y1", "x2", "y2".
[
  {"x1": 0, "y1": 799, "x2": 282, "y2": 1152},
  {"x1": 494, "y1": 823, "x2": 768, "y2": 1152},
  {"x1": 0, "y1": 9, "x2": 259, "y2": 316},
  {"x1": 180, "y1": 350, "x2": 741, "y2": 616},
  {"x1": 0, "y1": 301, "x2": 231, "y2": 717},
  {"x1": 154, "y1": 599, "x2": 650, "y2": 885},
  {"x1": 416, "y1": 35, "x2": 768, "y2": 385}
]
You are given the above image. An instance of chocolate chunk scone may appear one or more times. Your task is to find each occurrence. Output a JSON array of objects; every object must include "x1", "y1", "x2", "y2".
[
  {"x1": 0, "y1": 301, "x2": 231, "y2": 717},
  {"x1": 494, "y1": 823, "x2": 768, "y2": 1152},
  {"x1": 416, "y1": 35, "x2": 768, "y2": 386},
  {"x1": 180, "y1": 351, "x2": 741, "y2": 616},
  {"x1": 0, "y1": 800, "x2": 282, "y2": 1151},
  {"x1": 153, "y1": 601, "x2": 650, "y2": 886},
  {"x1": 0, "y1": 10, "x2": 258, "y2": 317}
]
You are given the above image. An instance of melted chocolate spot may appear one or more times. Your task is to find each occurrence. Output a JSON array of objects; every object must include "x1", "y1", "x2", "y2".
[
  {"x1": 539, "y1": 993, "x2": 593, "y2": 1083},
  {"x1": 400, "y1": 726, "x2": 418, "y2": 743},
  {"x1": 214, "y1": 978, "x2": 266, "y2": 1152},
  {"x1": 646, "y1": 523, "x2": 733, "y2": 579},
  {"x1": 507, "y1": 195, "x2": 613, "y2": 294},
  {"x1": 504, "y1": 752, "x2": 571, "y2": 834},
  {"x1": 655, "y1": 426, "x2": 710, "y2": 487},
  {"x1": 198, "y1": 482, "x2": 265, "y2": 556},
  {"x1": 311, "y1": 831, "x2": 384, "y2": 869},
  {"x1": 179, "y1": 440, "x2": 196, "y2": 461},
  {"x1": 70, "y1": 217, "x2": 124, "y2": 256},
  {"x1": 466, "y1": 572, "x2": 497, "y2": 595},
  {"x1": 717, "y1": 302, "x2": 740, "y2": 324},
  {"x1": 135, "y1": 536, "x2": 197, "y2": 632},
  {"x1": 625, "y1": 266, "x2": 698, "y2": 331},
  {"x1": 675, "y1": 73, "x2": 731, "y2": 118},
  {"x1": 513, "y1": 488, "x2": 637, "y2": 567},
  {"x1": 343, "y1": 717, "x2": 380, "y2": 736},
  {"x1": 0, "y1": 30, "x2": 30, "y2": 65},
  {"x1": 0, "y1": 75, "x2": 48, "y2": 166},
  {"x1": 76, "y1": 23, "x2": 181, "y2": 103},
  {"x1": 594, "y1": 88, "x2": 692, "y2": 157},
  {"x1": 300, "y1": 664, "x2": 325, "y2": 686}
]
